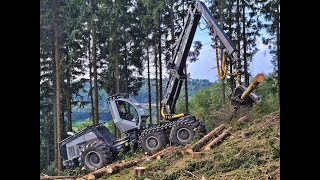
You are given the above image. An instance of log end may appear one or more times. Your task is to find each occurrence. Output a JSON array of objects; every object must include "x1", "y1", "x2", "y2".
[
  {"x1": 85, "y1": 173, "x2": 95, "y2": 180},
  {"x1": 255, "y1": 73, "x2": 265, "y2": 83},
  {"x1": 185, "y1": 148, "x2": 194, "y2": 155}
]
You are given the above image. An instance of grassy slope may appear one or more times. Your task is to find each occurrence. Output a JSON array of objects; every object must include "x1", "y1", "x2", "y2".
[{"x1": 96, "y1": 110, "x2": 280, "y2": 180}]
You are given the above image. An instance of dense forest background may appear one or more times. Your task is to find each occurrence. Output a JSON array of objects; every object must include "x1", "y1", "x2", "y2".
[{"x1": 40, "y1": 0, "x2": 279, "y2": 175}]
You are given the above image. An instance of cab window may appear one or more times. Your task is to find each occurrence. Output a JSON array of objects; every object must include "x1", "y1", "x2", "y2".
[{"x1": 116, "y1": 100, "x2": 139, "y2": 123}]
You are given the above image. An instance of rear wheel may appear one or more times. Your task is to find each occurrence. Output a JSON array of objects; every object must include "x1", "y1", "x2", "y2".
[
  {"x1": 78, "y1": 141, "x2": 113, "y2": 170},
  {"x1": 169, "y1": 124, "x2": 195, "y2": 145},
  {"x1": 140, "y1": 132, "x2": 166, "y2": 154}
]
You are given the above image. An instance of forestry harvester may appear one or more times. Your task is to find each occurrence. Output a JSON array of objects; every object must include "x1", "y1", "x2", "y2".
[{"x1": 59, "y1": 0, "x2": 263, "y2": 170}]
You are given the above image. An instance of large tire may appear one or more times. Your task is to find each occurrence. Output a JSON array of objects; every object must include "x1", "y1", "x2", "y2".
[
  {"x1": 169, "y1": 124, "x2": 195, "y2": 145},
  {"x1": 78, "y1": 141, "x2": 113, "y2": 170},
  {"x1": 140, "y1": 132, "x2": 166, "y2": 154}
]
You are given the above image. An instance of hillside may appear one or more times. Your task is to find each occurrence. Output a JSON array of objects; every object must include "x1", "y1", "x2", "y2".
[{"x1": 57, "y1": 110, "x2": 280, "y2": 180}]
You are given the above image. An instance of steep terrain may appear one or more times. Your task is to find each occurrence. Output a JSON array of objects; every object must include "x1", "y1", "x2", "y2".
[
  {"x1": 99, "y1": 111, "x2": 280, "y2": 180},
  {"x1": 51, "y1": 110, "x2": 279, "y2": 180}
]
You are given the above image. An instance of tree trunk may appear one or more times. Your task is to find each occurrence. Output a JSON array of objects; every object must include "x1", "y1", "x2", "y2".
[
  {"x1": 66, "y1": 45, "x2": 72, "y2": 132},
  {"x1": 228, "y1": 1, "x2": 234, "y2": 91},
  {"x1": 276, "y1": 0, "x2": 280, "y2": 99},
  {"x1": 183, "y1": 0, "x2": 189, "y2": 113},
  {"x1": 88, "y1": 30, "x2": 94, "y2": 121},
  {"x1": 46, "y1": 138, "x2": 50, "y2": 166},
  {"x1": 184, "y1": 66, "x2": 189, "y2": 113},
  {"x1": 154, "y1": 38, "x2": 159, "y2": 124},
  {"x1": 158, "y1": 16, "x2": 163, "y2": 120},
  {"x1": 204, "y1": 127, "x2": 232, "y2": 151},
  {"x1": 115, "y1": 56, "x2": 120, "y2": 138},
  {"x1": 236, "y1": 0, "x2": 241, "y2": 83},
  {"x1": 124, "y1": 43, "x2": 129, "y2": 95},
  {"x1": 147, "y1": 47, "x2": 152, "y2": 124},
  {"x1": 189, "y1": 124, "x2": 225, "y2": 152},
  {"x1": 54, "y1": 25, "x2": 62, "y2": 174},
  {"x1": 92, "y1": 0, "x2": 99, "y2": 126},
  {"x1": 242, "y1": 0, "x2": 248, "y2": 86},
  {"x1": 52, "y1": 39, "x2": 58, "y2": 175},
  {"x1": 220, "y1": 0, "x2": 225, "y2": 105},
  {"x1": 169, "y1": 0, "x2": 175, "y2": 56}
]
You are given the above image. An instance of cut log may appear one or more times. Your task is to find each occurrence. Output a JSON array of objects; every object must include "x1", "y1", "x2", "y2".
[
  {"x1": 85, "y1": 173, "x2": 95, "y2": 180},
  {"x1": 204, "y1": 127, "x2": 232, "y2": 151},
  {"x1": 240, "y1": 73, "x2": 265, "y2": 100},
  {"x1": 145, "y1": 146, "x2": 180, "y2": 161},
  {"x1": 40, "y1": 176, "x2": 80, "y2": 180},
  {"x1": 134, "y1": 167, "x2": 146, "y2": 178},
  {"x1": 191, "y1": 124, "x2": 225, "y2": 152}
]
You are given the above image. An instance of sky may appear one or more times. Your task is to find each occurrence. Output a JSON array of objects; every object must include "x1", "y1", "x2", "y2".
[{"x1": 188, "y1": 20, "x2": 274, "y2": 82}]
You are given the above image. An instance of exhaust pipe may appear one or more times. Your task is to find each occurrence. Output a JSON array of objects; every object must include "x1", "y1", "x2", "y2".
[{"x1": 231, "y1": 74, "x2": 265, "y2": 108}]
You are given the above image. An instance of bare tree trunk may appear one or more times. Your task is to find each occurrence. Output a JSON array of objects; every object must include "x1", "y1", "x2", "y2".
[
  {"x1": 91, "y1": 0, "x2": 99, "y2": 126},
  {"x1": 154, "y1": 38, "x2": 159, "y2": 123},
  {"x1": 115, "y1": 55, "x2": 120, "y2": 138},
  {"x1": 147, "y1": 47, "x2": 152, "y2": 124},
  {"x1": 88, "y1": 31, "x2": 94, "y2": 121},
  {"x1": 169, "y1": 0, "x2": 175, "y2": 56},
  {"x1": 183, "y1": 0, "x2": 189, "y2": 113},
  {"x1": 46, "y1": 138, "x2": 50, "y2": 166},
  {"x1": 124, "y1": 43, "x2": 129, "y2": 95},
  {"x1": 242, "y1": 0, "x2": 248, "y2": 86},
  {"x1": 65, "y1": 45, "x2": 72, "y2": 132},
  {"x1": 54, "y1": 25, "x2": 62, "y2": 174},
  {"x1": 228, "y1": 0, "x2": 234, "y2": 91},
  {"x1": 158, "y1": 16, "x2": 163, "y2": 120},
  {"x1": 220, "y1": 0, "x2": 225, "y2": 105},
  {"x1": 236, "y1": 0, "x2": 241, "y2": 83},
  {"x1": 116, "y1": 59, "x2": 120, "y2": 94},
  {"x1": 52, "y1": 39, "x2": 58, "y2": 175}
]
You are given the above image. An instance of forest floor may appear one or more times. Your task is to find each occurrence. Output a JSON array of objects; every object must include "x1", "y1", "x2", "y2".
[{"x1": 59, "y1": 110, "x2": 280, "y2": 180}]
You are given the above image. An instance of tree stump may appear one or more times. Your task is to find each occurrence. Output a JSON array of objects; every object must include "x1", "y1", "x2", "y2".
[{"x1": 134, "y1": 167, "x2": 146, "y2": 178}]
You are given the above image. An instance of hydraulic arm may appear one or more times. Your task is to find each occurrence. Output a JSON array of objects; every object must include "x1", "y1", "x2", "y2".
[{"x1": 161, "y1": 0, "x2": 261, "y2": 117}]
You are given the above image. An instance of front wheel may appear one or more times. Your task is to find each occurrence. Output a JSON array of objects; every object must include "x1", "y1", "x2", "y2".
[{"x1": 78, "y1": 141, "x2": 113, "y2": 170}]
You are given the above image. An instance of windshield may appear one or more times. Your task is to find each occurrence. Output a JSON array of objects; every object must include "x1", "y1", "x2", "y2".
[{"x1": 129, "y1": 97, "x2": 146, "y2": 114}]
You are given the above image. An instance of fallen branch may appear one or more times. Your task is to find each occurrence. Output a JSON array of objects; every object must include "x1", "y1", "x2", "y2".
[
  {"x1": 188, "y1": 124, "x2": 225, "y2": 152},
  {"x1": 204, "y1": 127, "x2": 232, "y2": 151},
  {"x1": 40, "y1": 176, "x2": 80, "y2": 180}
]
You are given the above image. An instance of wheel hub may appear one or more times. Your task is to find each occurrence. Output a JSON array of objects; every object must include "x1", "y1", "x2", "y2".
[
  {"x1": 85, "y1": 151, "x2": 101, "y2": 168},
  {"x1": 146, "y1": 136, "x2": 159, "y2": 150},
  {"x1": 177, "y1": 128, "x2": 191, "y2": 142}
]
